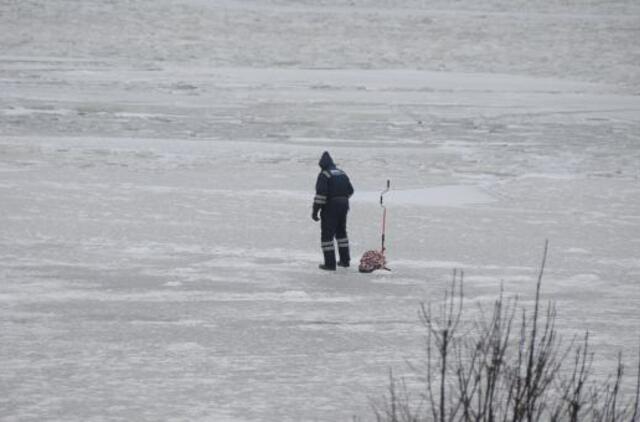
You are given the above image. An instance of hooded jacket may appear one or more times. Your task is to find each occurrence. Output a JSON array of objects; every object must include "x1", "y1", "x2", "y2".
[
  {"x1": 319, "y1": 151, "x2": 335, "y2": 171},
  {"x1": 313, "y1": 152, "x2": 354, "y2": 214}
]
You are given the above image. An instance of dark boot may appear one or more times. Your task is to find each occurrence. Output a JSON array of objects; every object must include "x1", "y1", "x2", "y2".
[
  {"x1": 321, "y1": 249, "x2": 336, "y2": 270},
  {"x1": 337, "y1": 247, "x2": 350, "y2": 267}
]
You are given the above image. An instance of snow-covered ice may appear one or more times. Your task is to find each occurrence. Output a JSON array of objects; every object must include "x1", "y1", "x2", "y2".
[{"x1": 1, "y1": 0, "x2": 639, "y2": 420}]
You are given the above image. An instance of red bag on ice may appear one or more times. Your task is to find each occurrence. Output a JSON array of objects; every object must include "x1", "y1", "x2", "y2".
[{"x1": 358, "y1": 250, "x2": 387, "y2": 273}]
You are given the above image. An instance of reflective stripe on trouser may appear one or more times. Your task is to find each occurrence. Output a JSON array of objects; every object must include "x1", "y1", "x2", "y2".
[
  {"x1": 321, "y1": 240, "x2": 334, "y2": 251},
  {"x1": 336, "y1": 237, "x2": 350, "y2": 265}
]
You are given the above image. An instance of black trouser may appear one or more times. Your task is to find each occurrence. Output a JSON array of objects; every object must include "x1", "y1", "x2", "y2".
[{"x1": 320, "y1": 199, "x2": 350, "y2": 268}]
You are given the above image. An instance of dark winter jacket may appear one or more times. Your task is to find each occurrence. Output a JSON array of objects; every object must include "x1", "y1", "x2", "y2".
[{"x1": 313, "y1": 152, "x2": 354, "y2": 214}]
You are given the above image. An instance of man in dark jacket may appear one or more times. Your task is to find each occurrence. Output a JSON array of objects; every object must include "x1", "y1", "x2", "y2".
[{"x1": 312, "y1": 151, "x2": 354, "y2": 270}]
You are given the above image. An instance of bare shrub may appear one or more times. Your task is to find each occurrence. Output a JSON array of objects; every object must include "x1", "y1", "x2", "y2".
[{"x1": 374, "y1": 241, "x2": 640, "y2": 422}]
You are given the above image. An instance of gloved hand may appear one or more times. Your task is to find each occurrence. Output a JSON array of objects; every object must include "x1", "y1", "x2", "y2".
[{"x1": 312, "y1": 212, "x2": 319, "y2": 222}]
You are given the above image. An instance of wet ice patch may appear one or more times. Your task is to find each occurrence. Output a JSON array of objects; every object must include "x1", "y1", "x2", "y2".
[
  {"x1": 291, "y1": 137, "x2": 423, "y2": 146},
  {"x1": 296, "y1": 319, "x2": 413, "y2": 333},
  {"x1": 389, "y1": 259, "x2": 534, "y2": 274},
  {"x1": 0, "y1": 288, "x2": 351, "y2": 304},
  {"x1": 567, "y1": 273, "x2": 602, "y2": 283},
  {"x1": 130, "y1": 319, "x2": 208, "y2": 327},
  {"x1": 519, "y1": 173, "x2": 581, "y2": 180},
  {"x1": 465, "y1": 275, "x2": 501, "y2": 284},
  {"x1": 391, "y1": 259, "x2": 466, "y2": 269},
  {"x1": 213, "y1": 291, "x2": 355, "y2": 303},
  {"x1": 353, "y1": 185, "x2": 494, "y2": 207},
  {"x1": 3, "y1": 106, "x2": 73, "y2": 116},
  {"x1": 567, "y1": 247, "x2": 590, "y2": 254},
  {"x1": 166, "y1": 342, "x2": 207, "y2": 354},
  {"x1": 369, "y1": 276, "x2": 421, "y2": 285}
]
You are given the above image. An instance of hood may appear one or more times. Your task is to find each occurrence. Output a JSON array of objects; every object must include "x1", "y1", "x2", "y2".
[{"x1": 318, "y1": 151, "x2": 335, "y2": 170}]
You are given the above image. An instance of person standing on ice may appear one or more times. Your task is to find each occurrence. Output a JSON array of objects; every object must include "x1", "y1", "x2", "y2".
[{"x1": 312, "y1": 151, "x2": 354, "y2": 271}]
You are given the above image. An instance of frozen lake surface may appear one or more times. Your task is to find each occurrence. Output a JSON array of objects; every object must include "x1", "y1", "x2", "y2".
[{"x1": 1, "y1": 1, "x2": 639, "y2": 421}]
